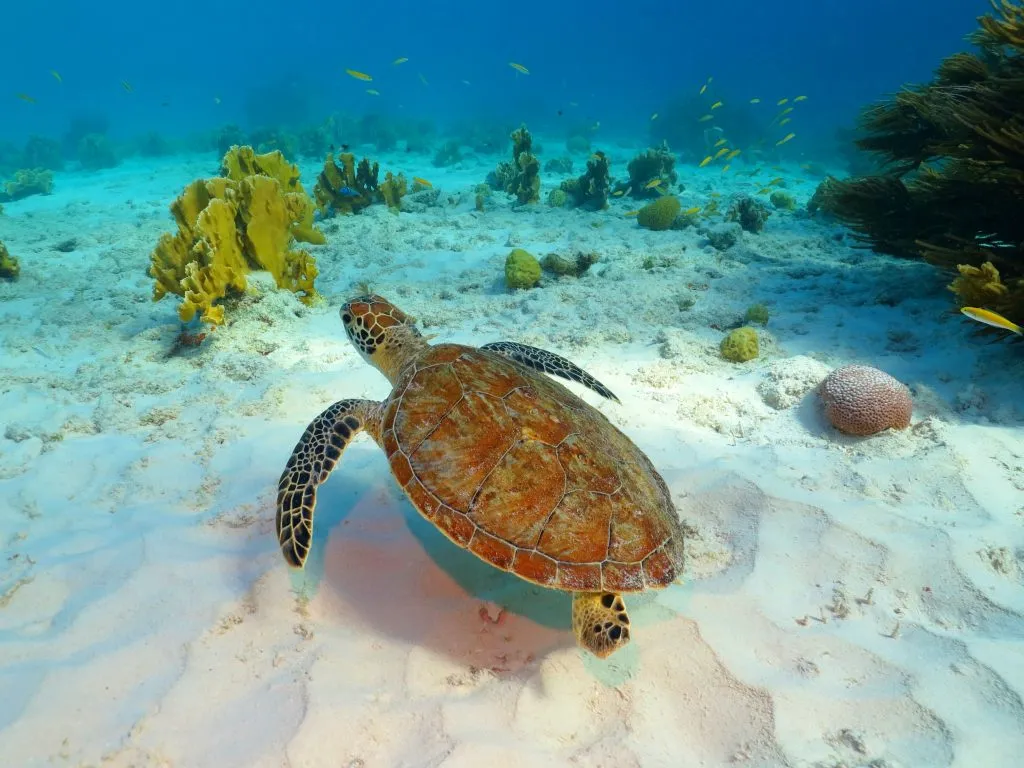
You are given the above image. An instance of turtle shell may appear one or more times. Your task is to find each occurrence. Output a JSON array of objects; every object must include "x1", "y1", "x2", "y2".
[{"x1": 380, "y1": 344, "x2": 685, "y2": 593}]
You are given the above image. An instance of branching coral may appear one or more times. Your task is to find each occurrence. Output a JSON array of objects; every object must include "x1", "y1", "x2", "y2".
[
  {"x1": 726, "y1": 195, "x2": 771, "y2": 233},
  {"x1": 813, "y1": 0, "x2": 1024, "y2": 323},
  {"x1": 500, "y1": 124, "x2": 540, "y2": 204},
  {"x1": 149, "y1": 160, "x2": 321, "y2": 325},
  {"x1": 314, "y1": 152, "x2": 381, "y2": 215},
  {"x1": 623, "y1": 141, "x2": 678, "y2": 198},
  {"x1": 560, "y1": 151, "x2": 611, "y2": 210}
]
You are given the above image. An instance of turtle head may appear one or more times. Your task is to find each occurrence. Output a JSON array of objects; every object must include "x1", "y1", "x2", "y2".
[{"x1": 341, "y1": 295, "x2": 429, "y2": 383}]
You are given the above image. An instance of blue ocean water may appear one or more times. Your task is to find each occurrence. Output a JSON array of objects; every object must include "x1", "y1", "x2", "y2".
[{"x1": 0, "y1": 0, "x2": 989, "y2": 158}]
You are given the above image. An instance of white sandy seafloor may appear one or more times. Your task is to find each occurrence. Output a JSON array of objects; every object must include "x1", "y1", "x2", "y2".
[{"x1": 0, "y1": 141, "x2": 1022, "y2": 768}]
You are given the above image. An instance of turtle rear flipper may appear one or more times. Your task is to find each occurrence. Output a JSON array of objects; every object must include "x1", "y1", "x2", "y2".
[
  {"x1": 276, "y1": 398, "x2": 382, "y2": 568},
  {"x1": 481, "y1": 341, "x2": 620, "y2": 403}
]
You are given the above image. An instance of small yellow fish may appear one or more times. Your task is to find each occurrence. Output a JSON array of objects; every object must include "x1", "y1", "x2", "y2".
[
  {"x1": 721, "y1": 164, "x2": 731, "y2": 172},
  {"x1": 793, "y1": 95, "x2": 807, "y2": 102},
  {"x1": 757, "y1": 187, "x2": 772, "y2": 194},
  {"x1": 346, "y1": 69, "x2": 372, "y2": 81},
  {"x1": 612, "y1": 189, "x2": 625, "y2": 197},
  {"x1": 777, "y1": 98, "x2": 788, "y2": 106},
  {"x1": 711, "y1": 100, "x2": 723, "y2": 109},
  {"x1": 779, "y1": 117, "x2": 791, "y2": 126},
  {"x1": 393, "y1": 57, "x2": 409, "y2": 65},
  {"x1": 509, "y1": 62, "x2": 530, "y2": 74},
  {"x1": 714, "y1": 137, "x2": 727, "y2": 147},
  {"x1": 699, "y1": 83, "x2": 708, "y2": 95},
  {"x1": 768, "y1": 177, "x2": 784, "y2": 186},
  {"x1": 699, "y1": 155, "x2": 713, "y2": 167},
  {"x1": 366, "y1": 89, "x2": 380, "y2": 96},
  {"x1": 776, "y1": 133, "x2": 796, "y2": 146},
  {"x1": 698, "y1": 114, "x2": 714, "y2": 122},
  {"x1": 778, "y1": 107, "x2": 794, "y2": 117},
  {"x1": 644, "y1": 178, "x2": 663, "y2": 190},
  {"x1": 413, "y1": 176, "x2": 433, "y2": 188},
  {"x1": 710, "y1": 192, "x2": 722, "y2": 198},
  {"x1": 726, "y1": 149, "x2": 741, "y2": 160},
  {"x1": 714, "y1": 147, "x2": 729, "y2": 160},
  {"x1": 650, "y1": 112, "x2": 658, "y2": 121},
  {"x1": 418, "y1": 73, "x2": 429, "y2": 86},
  {"x1": 749, "y1": 98, "x2": 760, "y2": 104},
  {"x1": 16, "y1": 93, "x2": 36, "y2": 103},
  {"x1": 51, "y1": 70, "x2": 62, "y2": 83},
  {"x1": 121, "y1": 80, "x2": 133, "y2": 92},
  {"x1": 683, "y1": 206, "x2": 701, "y2": 215},
  {"x1": 960, "y1": 307, "x2": 1023, "y2": 334},
  {"x1": 625, "y1": 210, "x2": 640, "y2": 217}
]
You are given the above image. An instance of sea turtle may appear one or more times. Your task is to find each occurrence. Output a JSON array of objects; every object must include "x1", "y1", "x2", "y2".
[{"x1": 276, "y1": 295, "x2": 685, "y2": 658}]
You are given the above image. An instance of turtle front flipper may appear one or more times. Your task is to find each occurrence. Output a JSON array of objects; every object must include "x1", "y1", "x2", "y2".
[
  {"x1": 480, "y1": 341, "x2": 620, "y2": 403},
  {"x1": 571, "y1": 592, "x2": 631, "y2": 658},
  {"x1": 276, "y1": 398, "x2": 382, "y2": 568}
]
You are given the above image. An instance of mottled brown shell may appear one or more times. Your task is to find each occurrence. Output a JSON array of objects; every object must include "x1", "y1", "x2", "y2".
[{"x1": 380, "y1": 344, "x2": 685, "y2": 593}]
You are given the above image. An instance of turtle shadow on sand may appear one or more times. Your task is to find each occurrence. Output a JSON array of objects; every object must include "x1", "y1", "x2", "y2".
[{"x1": 293, "y1": 447, "x2": 572, "y2": 673}]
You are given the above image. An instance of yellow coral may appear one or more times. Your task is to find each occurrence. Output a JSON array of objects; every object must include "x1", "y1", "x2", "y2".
[
  {"x1": 149, "y1": 171, "x2": 320, "y2": 326},
  {"x1": 637, "y1": 195, "x2": 681, "y2": 230},
  {"x1": 220, "y1": 145, "x2": 324, "y2": 245},
  {"x1": 0, "y1": 240, "x2": 19, "y2": 279},
  {"x1": 380, "y1": 171, "x2": 407, "y2": 211},
  {"x1": 949, "y1": 261, "x2": 1008, "y2": 306}
]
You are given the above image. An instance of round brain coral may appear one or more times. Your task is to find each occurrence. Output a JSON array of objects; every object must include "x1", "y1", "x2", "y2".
[{"x1": 819, "y1": 365, "x2": 912, "y2": 436}]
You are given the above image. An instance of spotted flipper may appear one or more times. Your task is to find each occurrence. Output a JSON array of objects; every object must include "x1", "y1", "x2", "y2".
[
  {"x1": 481, "y1": 341, "x2": 620, "y2": 403},
  {"x1": 572, "y1": 592, "x2": 631, "y2": 658},
  {"x1": 276, "y1": 399, "x2": 382, "y2": 568}
]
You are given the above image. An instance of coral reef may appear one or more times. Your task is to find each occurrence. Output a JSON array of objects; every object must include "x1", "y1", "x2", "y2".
[
  {"x1": 547, "y1": 188, "x2": 568, "y2": 207},
  {"x1": 380, "y1": 172, "x2": 408, "y2": 211},
  {"x1": 623, "y1": 141, "x2": 678, "y2": 198},
  {"x1": 542, "y1": 251, "x2": 598, "y2": 277},
  {"x1": 637, "y1": 195, "x2": 681, "y2": 231},
  {"x1": 745, "y1": 303, "x2": 770, "y2": 325},
  {"x1": 727, "y1": 196, "x2": 771, "y2": 233},
  {"x1": 770, "y1": 191, "x2": 796, "y2": 210},
  {"x1": 216, "y1": 125, "x2": 247, "y2": 157},
  {"x1": 150, "y1": 155, "x2": 323, "y2": 325},
  {"x1": 0, "y1": 240, "x2": 19, "y2": 280},
  {"x1": 433, "y1": 141, "x2": 463, "y2": 168},
  {"x1": 1, "y1": 168, "x2": 53, "y2": 201},
  {"x1": 313, "y1": 152, "x2": 381, "y2": 216},
  {"x1": 22, "y1": 135, "x2": 63, "y2": 170},
  {"x1": 565, "y1": 133, "x2": 591, "y2": 154},
  {"x1": 812, "y1": 0, "x2": 1024, "y2": 323},
  {"x1": 560, "y1": 151, "x2": 611, "y2": 210},
  {"x1": 819, "y1": 365, "x2": 912, "y2": 436},
  {"x1": 720, "y1": 327, "x2": 760, "y2": 362},
  {"x1": 505, "y1": 248, "x2": 541, "y2": 289},
  {"x1": 544, "y1": 157, "x2": 573, "y2": 174},
  {"x1": 78, "y1": 133, "x2": 118, "y2": 170}
]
